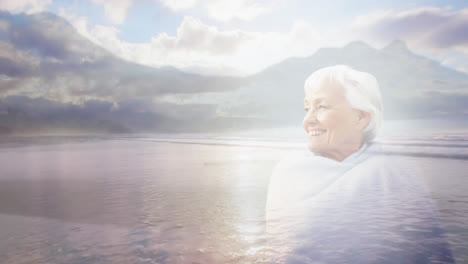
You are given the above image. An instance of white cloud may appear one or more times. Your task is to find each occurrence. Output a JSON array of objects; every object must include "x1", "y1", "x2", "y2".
[
  {"x1": 159, "y1": 0, "x2": 271, "y2": 22},
  {"x1": 86, "y1": 0, "x2": 271, "y2": 23},
  {"x1": 353, "y1": 9, "x2": 393, "y2": 28},
  {"x1": 152, "y1": 16, "x2": 252, "y2": 55},
  {"x1": 58, "y1": 8, "x2": 93, "y2": 40},
  {"x1": 60, "y1": 4, "x2": 468, "y2": 76},
  {"x1": 0, "y1": 0, "x2": 51, "y2": 13},
  {"x1": 63, "y1": 14, "x2": 324, "y2": 76},
  {"x1": 89, "y1": 0, "x2": 134, "y2": 24},
  {"x1": 148, "y1": 17, "x2": 322, "y2": 74},
  {"x1": 159, "y1": 0, "x2": 197, "y2": 11},
  {"x1": 204, "y1": 0, "x2": 271, "y2": 22}
]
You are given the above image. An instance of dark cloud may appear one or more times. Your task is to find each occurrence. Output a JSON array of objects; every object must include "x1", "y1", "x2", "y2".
[
  {"x1": 0, "y1": 96, "x2": 276, "y2": 134},
  {"x1": 0, "y1": 57, "x2": 30, "y2": 77},
  {"x1": 0, "y1": 96, "x2": 180, "y2": 134},
  {"x1": 0, "y1": 11, "x2": 260, "y2": 134},
  {"x1": 428, "y1": 20, "x2": 468, "y2": 48},
  {"x1": 0, "y1": 11, "x2": 246, "y2": 102},
  {"x1": 0, "y1": 12, "x2": 106, "y2": 62},
  {"x1": 358, "y1": 8, "x2": 468, "y2": 50}
]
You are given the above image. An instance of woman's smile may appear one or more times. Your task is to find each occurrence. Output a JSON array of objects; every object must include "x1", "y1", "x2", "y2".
[{"x1": 308, "y1": 129, "x2": 327, "y2": 136}]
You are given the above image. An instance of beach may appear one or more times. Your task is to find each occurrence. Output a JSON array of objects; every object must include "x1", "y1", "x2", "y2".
[{"x1": 0, "y1": 135, "x2": 467, "y2": 263}]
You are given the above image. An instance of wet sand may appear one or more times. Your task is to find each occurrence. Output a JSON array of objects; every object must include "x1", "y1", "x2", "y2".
[{"x1": 0, "y1": 137, "x2": 467, "y2": 263}]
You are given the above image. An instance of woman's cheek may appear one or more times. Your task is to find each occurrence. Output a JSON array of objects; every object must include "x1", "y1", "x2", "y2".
[
  {"x1": 318, "y1": 111, "x2": 337, "y2": 126},
  {"x1": 329, "y1": 109, "x2": 353, "y2": 125},
  {"x1": 317, "y1": 111, "x2": 330, "y2": 123}
]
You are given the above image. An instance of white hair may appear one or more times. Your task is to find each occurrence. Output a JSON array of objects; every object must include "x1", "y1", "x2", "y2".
[{"x1": 304, "y1": 65, "x2": 383, "y2": 142}]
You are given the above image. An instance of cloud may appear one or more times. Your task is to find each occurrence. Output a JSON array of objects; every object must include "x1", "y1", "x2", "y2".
[
  {"x1": 56, "y1": 4, "x2": 468, "y2": 75},
  {"x1": 2, "y1": 9, "x2": 468, "y2": 134},
  {"x1": 63, "y1": 13, "x2": 322, "y2": 76},
  {"x1": 203, "y1": 0, "x2": 271, "y2": 22},
  {"x1": 353, "y1": 7, "x2": 468, "y2": 51},
  {"x1": 149, "y1": 17, "x2": 322, "y2": 74},
  {"x1": 152, "y1": 16, "x2": 252, "y2": 55},
  {"x1": 350, "y1": 7, "x2": 468, "y2": 74},
  {"x1": 0, "y1": 11, "x2": 244, "y2": 103},
  {"x1": 159, "y1": 0, "x2": 197, "y2": 11},
  {"x1": 0, "y1": 0, "x2": 51, "y2": 14},
  {"x1": 159, "y1": 0, "x2": 271, "y2": 22},
  {"x1": 0, "y1": 96, "x2": 164, "y2": 133},
  {"x1": 1, "y1": 11, "x2": 107, "y2": 62},
  {"x1": 86, "y1": 0, "x2": 270, "y2": 24},
  {"x1": 0, "y1": 12, "x2": 278, "y2": 134},
  {"x1": 89, "y1": 0, "x2": 134, "y2": 24},
  {"x1": 0, "y1": 95, "x2": 267, "y2": 134}
]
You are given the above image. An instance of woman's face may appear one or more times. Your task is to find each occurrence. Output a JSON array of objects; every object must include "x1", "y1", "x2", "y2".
[{"x1": 302, "y1": 80, "x2": 368, "y2": 160}]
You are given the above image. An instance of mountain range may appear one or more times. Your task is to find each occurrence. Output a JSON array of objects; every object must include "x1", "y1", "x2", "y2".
[{"x1": 0, "y1": 11, "x2": 467, "y2": 135}]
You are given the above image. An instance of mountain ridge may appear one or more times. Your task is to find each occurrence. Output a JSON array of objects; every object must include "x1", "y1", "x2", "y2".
[{"x1": 0, "y1": 11, "x2": 467, "y2": 134}]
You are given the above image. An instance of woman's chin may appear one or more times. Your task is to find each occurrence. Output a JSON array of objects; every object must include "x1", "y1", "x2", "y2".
[{"x1": 307, "y1": 142, "x2": 325, "y2": 153}]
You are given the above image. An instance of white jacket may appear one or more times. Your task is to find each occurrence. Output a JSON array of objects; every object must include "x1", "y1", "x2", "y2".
[{"x1": 265, "y1": 142, "x2": 454, "y2": 264}]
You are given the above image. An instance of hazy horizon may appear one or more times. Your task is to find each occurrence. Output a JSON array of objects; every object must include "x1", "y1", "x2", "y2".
[{"x1": 1, "y1": 3, "x2": 468, "y2": 135}]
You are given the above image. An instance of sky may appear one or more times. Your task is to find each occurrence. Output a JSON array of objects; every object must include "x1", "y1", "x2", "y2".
[
  {"x1": 0, "y1": 0, "x2": 467, "y2": 134},
  {"x1": 1, "y1": 0, "x2": 467, "y2": 76}
]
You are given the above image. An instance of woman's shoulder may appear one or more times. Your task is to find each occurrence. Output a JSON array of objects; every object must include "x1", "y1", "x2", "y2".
[
  {"x1": 272, "y1": 149, "x2": 342, "y2": 176},
  {"x1": 350, "y1": 143, "x2": 428, "y2": 191}
]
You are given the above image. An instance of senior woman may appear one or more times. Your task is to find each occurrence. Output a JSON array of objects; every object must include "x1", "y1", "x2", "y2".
[{"x1": 265, "y1": 65, "x2": 454, "y2": 263}]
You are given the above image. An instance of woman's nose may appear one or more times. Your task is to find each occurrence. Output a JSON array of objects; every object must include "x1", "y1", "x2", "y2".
[
  {"x1": 303, "y1": 110, "x2": 318, "y2": 131},
  {"x1": 303, "y1": 109, "x2": 318, "y2": 124}
]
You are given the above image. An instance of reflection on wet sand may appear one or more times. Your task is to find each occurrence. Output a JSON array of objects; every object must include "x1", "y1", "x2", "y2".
[
  {"x1": 0, "y1": 140, "x2": 277, "y2": 263},
  {"x1": 0, "y1": 137, "x2": 467, "y2": 263}
]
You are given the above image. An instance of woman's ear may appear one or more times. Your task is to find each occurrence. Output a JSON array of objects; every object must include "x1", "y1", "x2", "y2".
[{"x1": 356, "y1": 110, "x2": 371, "y2": 130}]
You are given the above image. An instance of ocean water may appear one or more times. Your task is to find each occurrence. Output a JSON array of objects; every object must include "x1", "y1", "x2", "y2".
[{"x1": 0, "y1": 133, "x2": 467, "y2": 263}]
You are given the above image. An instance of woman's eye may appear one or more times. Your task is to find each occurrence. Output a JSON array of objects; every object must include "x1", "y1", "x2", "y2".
[{"x1": 305, "y1": 105, "x2": 328, "y2": 112}]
